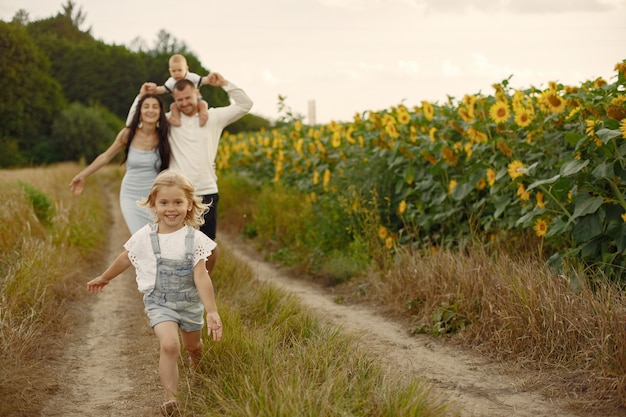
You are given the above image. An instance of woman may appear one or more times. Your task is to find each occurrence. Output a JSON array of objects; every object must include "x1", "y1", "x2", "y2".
[{"x1": 70, "y1": 94, "x2": 171, "y2": 234}]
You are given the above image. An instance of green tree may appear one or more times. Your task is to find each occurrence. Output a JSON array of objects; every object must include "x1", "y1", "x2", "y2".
[
  {"x1": 0, "y1": 20, "x2": 65, "y2": 165},
  {"x1": 50, "y1": 102, "x2": 121, "y2": 163}
]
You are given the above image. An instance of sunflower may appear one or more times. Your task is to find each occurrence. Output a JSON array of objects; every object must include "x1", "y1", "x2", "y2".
[
  {"x1": 497, "y1": 140, "x2": 513, "y2": 157},
  {"x1": 516, "y1": 183, "x2": 530, "y2": 201},
  {"x1": 421, "y1": 151, "x2": 437, "y2": 165},
  {"x1": 332, "y1": 131, "x2": 341, "y2": 148},
  {"x1": 476, "y1": 178, "x2": 486, "y2": 190},
  {"x1": 507, "y1": 160, "x2": 525, "y2": 180},
  {"x1": 448, "y1": 179, "x2": 458, "y2": 195},
  {"x1": 467, "y1": 127, "x2": 488, "y2": 144},
  {"x1": 398, "y1": 200, "x2": 407, "y2": 215},
  {"x1": 540, "y1": 90, "x2": 566, "y2": 113},
  {"x1": 323, "y1": 168, "x2": 331, "y2": 191},
  {"x1": 429, "y1": 127, "x2": 437, "y2": 142},
  {"x1": 442, "y1": 146, "x2": 458, "y2": 166},
  {"x1": 397, "y1": 109, "x2": 411, "y2": 125},
  {"x1": 620, "y1": 119, "x2": 626, "y2": 139},
  {"x1": 378, "y1": 225, "x2": 388, "y2": 240},
  {"x1": 534, "y1": 218, "x2": 548, "y2": 237},
  {"x1": 489, "y1": 101, "x2": 510, "y2": 123},
  {"x1": 514, "y1": 108, "x2": 533, "y2": 127},
  {"x1": 486, "y1": 168, "x2": 496, "y2": 186},
  {"x1": 536, "y1": 192, "x2": 545, "y2": 209},
  {"x1": 422, "y1": 100, "x2": 435, "y2": 121},
  {"x1": 458, "y1": 106, "x2": 474, "y2": 123}
]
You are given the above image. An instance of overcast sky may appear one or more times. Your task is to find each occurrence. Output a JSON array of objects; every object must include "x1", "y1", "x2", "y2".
[{"x1": 2, "y1": 0, "x2": 625, "y2": 124}]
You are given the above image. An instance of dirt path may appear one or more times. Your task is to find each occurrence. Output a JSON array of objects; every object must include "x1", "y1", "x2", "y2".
[
  {"x1": 41, "y1": 191, "x2": 606, "y2": 417},
  {"x1": 41, "y1": 197, "x2": 162, "y2": 417}
]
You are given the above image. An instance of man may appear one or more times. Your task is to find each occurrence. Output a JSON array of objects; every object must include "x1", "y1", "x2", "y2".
[{"x1": 130, "y1": 72, "x2": 253, "y2": 272}]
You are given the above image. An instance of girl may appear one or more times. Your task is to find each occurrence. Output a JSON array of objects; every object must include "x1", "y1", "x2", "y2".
[
  {"x1": 70, "y1": 93, "x2": 171, "y2": 234},
  {"x1": 87, "y1": 169, "x2": 223, "y2": 416}
]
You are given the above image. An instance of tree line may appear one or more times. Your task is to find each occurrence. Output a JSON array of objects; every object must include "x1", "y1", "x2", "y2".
[{"x1": 0, "y1": 1, "x2": 270, "y2": 167}]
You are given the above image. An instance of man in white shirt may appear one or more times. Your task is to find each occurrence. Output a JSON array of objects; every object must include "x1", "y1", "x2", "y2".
[{"x1": 132, "y1": 73, "x2": 253, "y2": 272}]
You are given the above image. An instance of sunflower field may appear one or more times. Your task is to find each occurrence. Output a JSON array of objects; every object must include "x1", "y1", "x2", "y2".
[{"x1": 218, "y1": 60, "x2": 626, "y2": 283}]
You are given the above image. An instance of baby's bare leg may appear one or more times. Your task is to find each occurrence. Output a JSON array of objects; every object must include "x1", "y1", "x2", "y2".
[
  {"x1": 169, "y1": 103, "x2": 182, "y2": 127},
  {"x1": 198, "y1": 100, "x2": 209, "y2": 126}
]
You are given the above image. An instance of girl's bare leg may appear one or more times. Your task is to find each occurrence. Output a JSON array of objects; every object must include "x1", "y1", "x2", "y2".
[
  {"x1": 154, "y1": 321, "x2": 182, "y2": 400},
  {"x1": 181, "y1": 329, "x2": 203, "y2": 369}
]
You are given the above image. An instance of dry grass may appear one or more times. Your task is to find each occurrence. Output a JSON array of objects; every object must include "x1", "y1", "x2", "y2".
[
  {"x1": 0, "y1": 163, "x2": 112, "y2": 416},
  {"x1": 349, "y1": 244, "x2": 626, "y2": 413}
]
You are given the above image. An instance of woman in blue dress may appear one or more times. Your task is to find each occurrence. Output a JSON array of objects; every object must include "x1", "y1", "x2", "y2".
[{"x1": 70, "y1": 94, "x2": 171, "y2": 234}]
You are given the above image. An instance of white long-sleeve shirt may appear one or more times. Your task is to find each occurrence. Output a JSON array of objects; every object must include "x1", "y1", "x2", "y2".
[{"x1": 126, "y1": 82, "x2": 253, "y2": 195}]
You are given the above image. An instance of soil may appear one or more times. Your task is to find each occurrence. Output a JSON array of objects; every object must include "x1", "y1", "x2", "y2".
[{"x1": 40, "y1": 191, "x2": 616, "y2": 417}]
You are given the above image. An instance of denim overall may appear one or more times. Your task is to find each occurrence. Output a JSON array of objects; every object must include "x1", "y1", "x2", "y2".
[{"x1": 143, "y1": 224, "x2": 203, "y2": 331}]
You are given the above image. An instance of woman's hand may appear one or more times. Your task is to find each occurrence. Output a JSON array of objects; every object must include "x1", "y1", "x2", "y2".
[{"x1": 69, "y1": 175, "x2": 85, "y2": 195}]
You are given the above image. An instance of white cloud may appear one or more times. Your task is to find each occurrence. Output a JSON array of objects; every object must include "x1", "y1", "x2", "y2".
[
  {"x1": 441, "y1": 60, "x2": 462, "y2": 77},
  {"x1": 398, "y1": 60, "x2": 421, "y2": 75},
  {"x1": 262, "y1": 69, "x2": 280, "y2": 86}
]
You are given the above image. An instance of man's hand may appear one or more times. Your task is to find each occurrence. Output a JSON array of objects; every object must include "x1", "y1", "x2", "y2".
[{"x1": 206, "y1": 73, "x2": 228, "y2": 87}]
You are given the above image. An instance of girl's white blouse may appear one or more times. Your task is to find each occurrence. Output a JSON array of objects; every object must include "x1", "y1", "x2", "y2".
[{"x1": 124, "y1": 224, "x2": 217, "y2": 293}]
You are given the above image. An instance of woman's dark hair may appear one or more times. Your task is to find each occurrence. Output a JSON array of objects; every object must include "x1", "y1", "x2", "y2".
[{"x1": 124, "y1": 93, "x2": 171, "y2": 171}]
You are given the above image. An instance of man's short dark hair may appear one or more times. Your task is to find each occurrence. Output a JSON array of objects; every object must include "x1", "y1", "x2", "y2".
[{"x1": 173, "y1": 78, "x2": 195, "y2": 92}]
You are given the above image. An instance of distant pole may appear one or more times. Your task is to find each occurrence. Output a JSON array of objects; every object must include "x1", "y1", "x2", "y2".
[{"x1": 308, "y1": 100, "x2": 316, "y2": 125}]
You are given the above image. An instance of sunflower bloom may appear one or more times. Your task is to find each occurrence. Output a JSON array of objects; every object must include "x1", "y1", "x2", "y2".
[
  {"x1": 442, "y1": 146, "x2": 458, "y2": 166},
  {"x1": 458, "y1": 107, "x2": 474, "y2": 122},
  {"x1": 497, "y1": 140, "x2": 513, "y2": 157},
  {"x1": 332, "y1": 131, "x2": 341, "y2": 148},
  {"x1": 516, "y1": 183, "x2": 530, "y2": 201},
  {"x1": 448, "y1": 179, "x2": 458, "y2": 195},
  {"x1": 464, "y1": 142, "x2": 473, "y2": 159},
  {"x1": 514, "y1": 108, "x2": 533, "y2": 127},
  {"x1": 378, "y1": 225, "x2": 388, "y2": 240},
  {"x1": 294, "y1": 120, "x2": 302, "y2": 132},
  {"x1": 313, "y1": 170, "x2": 320, "y2": 185},
  {"x1": 323, "y1": 168, "x2": 331, "y2": 191},
  {"x1": 429, "y1": 127, "x2": 437, "y2": 142},
  {"x1": 489, "y1": 101, "x2": 510, "y2": 123},
  {"x1": 467, "y1": 128, "x2": 488, "y2": 144},
  {"x1": 536, "y1": 192, "x2": 545, "y2": 209},
  {"x1": 621, "y1": 212, "x2": 626, "y2": 222},
  {"x1": 508, "y1": 160, "x2": 525, "y2": 180},
  {"x1": 534, "y1": 218, "x2": 548, "y2": 237},
  {"x1": 398, "y1": 200, "x2": 407, "y2": 215},
  {"x1": 385, "y1": 122, "x2": 399, "y2": 139},
  {"x1": 422, "y1": 100, "x2": 434, "y2": 121},
  {"x1": 397, "y1": 109, "x2": 411, "y2": 125},
  {"x1": 421, "y1": 151, "x2": 437, "y2": 165},
  {"x1": 486, "y1": 168, "x2": 496, "y2": 186},
  {"x1": 541, "y1": 90, "x2": 566, "y2": 113},
  {"x1": 620, "y1": 119, "x2": 626, "y2": 139},
  {"x1": 385, "y1": 236, "x2": 394, "y2": 250},
  {"x1": 476, "y1": 178, "x2": 486, "y2": 190}
]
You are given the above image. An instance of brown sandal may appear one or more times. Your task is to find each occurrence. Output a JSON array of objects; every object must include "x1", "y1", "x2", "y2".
[{"x1": 160, "y1": 399, "x2": 180, "y2": 416}]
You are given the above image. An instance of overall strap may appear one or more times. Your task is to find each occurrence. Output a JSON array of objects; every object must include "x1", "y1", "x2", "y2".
[
  {"x1": 149, "y1": 223, "x2": 161, "y2": 260},
  {"x1": 184, "y1": 226, "x2": 195, "y2": 261}
]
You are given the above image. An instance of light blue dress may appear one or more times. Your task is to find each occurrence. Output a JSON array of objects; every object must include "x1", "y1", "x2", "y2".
[{"x1": 120, "y1": 146, "x2": 161, "y2": 234}]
